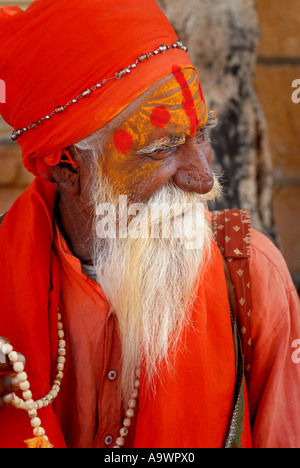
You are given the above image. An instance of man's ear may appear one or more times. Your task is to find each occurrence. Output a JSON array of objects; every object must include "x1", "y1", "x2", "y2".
[{"x1": 50, "y1": 164, "x2": 80, "y2": 196}]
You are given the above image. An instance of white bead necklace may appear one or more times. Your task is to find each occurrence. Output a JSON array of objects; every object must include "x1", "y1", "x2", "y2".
[
  {"x1": 0, "y1": 308, "x2": 140, "y2": 448},
  {"x1": 113, "y1": 368, "x2": 140, "y2": 448},
  {"x1": 0, "y1": 309, "x2": 66, "y2": 448}
]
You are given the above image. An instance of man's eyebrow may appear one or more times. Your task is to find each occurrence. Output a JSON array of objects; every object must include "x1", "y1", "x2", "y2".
[
  {"x1": 137, "y1": 110, "x2": 218, "y2": 155},
  {"x1": 137, "y1": 135, "x2": 186, "y2": 155}
]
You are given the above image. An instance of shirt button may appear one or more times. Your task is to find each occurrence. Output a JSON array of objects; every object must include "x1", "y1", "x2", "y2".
[
  {"x1": 108, "y1": 369, "x2": 117, "y2": 381},
  {"x1": 104, "y1": 435, "x2": 114, "y2": 446}
]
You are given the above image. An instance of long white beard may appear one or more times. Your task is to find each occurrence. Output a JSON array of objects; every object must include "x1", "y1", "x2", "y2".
[{"x1": 92, "y1": 169, "x2": 221, "y2": 403}]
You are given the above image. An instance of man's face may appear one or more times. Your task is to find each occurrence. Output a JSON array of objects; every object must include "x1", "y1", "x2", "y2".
[{"x1": 101, "y1": 67, "x2": 214, "y2": 202}]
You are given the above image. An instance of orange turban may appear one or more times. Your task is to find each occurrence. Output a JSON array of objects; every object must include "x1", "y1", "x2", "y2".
[{"x1": 0, "y1": 0, "x2": 196, "y2": 177}]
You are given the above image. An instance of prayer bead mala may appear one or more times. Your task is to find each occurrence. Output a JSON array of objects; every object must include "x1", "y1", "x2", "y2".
[
  {"x1": 113, "y1": 368, "x2": 140, "y2": 448},
  {"x1": 0, "y1": 310, "x2": 66, "y2": 448},
  {"x1": 0, "y1": 308, "x2": 140, "y2": 448}
]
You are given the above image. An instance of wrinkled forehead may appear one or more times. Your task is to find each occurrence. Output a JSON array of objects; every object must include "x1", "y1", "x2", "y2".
[
  {"x1": 141, "y1": 66, "x2": 206, "y2": 133},
  {"x1": 108, "y1": 67, "x2": 207, "y2": 152}
]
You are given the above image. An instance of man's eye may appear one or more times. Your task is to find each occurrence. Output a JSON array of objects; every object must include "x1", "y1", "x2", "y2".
[
  {"x1": 146, "y1": 145, "x2": 175, "y2": 160},
  {"x1": 139, "y1": 135, "x2": 186, "y2": 160}
]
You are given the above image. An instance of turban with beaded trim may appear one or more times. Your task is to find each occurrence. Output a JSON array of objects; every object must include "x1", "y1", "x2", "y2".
[{"x1": 0, "y1": 0, "x2": 198, "y2": 177}]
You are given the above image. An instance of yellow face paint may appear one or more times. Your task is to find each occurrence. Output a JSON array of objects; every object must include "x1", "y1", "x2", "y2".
[{"x1": 102, "y1": 67, "x2": 207, "y2": 194}]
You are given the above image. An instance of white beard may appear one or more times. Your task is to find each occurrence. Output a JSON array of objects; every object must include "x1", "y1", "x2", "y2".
[{"x1": 92, "y1": 169, "x2": 221, "y2": 403}]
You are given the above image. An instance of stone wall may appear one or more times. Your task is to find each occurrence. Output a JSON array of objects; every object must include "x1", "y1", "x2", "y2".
[
  {"x1": 0, "y1": 0, "x2": 299, "y2": 290},
  {"x1": 0, "y1": 0, "x2": 33, "y2": 214},
  {"x1": 255, "y1": 0, "x2": 300, "y2": 291}
]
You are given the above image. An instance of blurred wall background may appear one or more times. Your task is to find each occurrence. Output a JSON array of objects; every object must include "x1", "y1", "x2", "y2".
[
  {"x1": 255, "y1": 0, "x2": 300, "y2": 293},
  {"x1": 0, "y1": 0, "x2": 299, "y2": 291}
]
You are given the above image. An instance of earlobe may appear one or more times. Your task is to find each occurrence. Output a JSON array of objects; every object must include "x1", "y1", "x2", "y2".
[{"x1": 50, "y1": 164, "x2": 80, "y2": 196}]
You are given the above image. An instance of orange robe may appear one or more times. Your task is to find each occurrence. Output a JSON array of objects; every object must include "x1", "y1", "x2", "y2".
[
  {"x1": 0, "y1": 177, "x2": 299, "y2": 448},
  {"x1": 52, "y1": 220, "x2": 243, "y2": 448}
]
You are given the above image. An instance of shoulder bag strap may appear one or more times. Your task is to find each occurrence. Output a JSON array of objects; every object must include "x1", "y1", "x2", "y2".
[
  {"x1": 212, "y1": 209, "x2": 252, "y2": 448},
  {"x1": 212, "y1": 208, "x2": 252, "y2": 377}
]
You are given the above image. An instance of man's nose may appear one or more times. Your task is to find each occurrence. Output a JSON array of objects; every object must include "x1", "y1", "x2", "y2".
[{"x1": 172, "y1": 139, "x2": 214, "y2": 194}]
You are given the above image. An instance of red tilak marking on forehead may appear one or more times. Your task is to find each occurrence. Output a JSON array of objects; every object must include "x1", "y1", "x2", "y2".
[
  {"x1": 113, "y1": 129, "x2": 134, "y2": 154},
  {"x1": 150, "y1": 106, "x2": 171, "y2": 128},
  {"x1": 171, "y1": 65, "x2": 199, "y2": 136}
]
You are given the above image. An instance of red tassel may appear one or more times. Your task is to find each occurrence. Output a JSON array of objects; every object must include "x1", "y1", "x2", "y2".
[{"x1": 59, "y1": 149, "x2": 79, "y2": 169}]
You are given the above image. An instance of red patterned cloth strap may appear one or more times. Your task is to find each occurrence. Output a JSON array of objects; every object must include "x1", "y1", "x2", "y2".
[{"x1": 212, "y1": 209, "x2": 252, "y2": 377}]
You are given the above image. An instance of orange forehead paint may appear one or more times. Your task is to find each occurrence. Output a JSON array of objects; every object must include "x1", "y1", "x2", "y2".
[
  {"x1": 103, "y1": 67, "x2": 207, "y2": 191},
  {"x1": 112, "y1": 68, "x2": 206, "y2": 152}
]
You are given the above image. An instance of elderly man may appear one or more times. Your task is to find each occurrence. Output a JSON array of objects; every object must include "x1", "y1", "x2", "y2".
[{"x1": 0, "y1": 0, "x2": 299, "y2": 449}]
